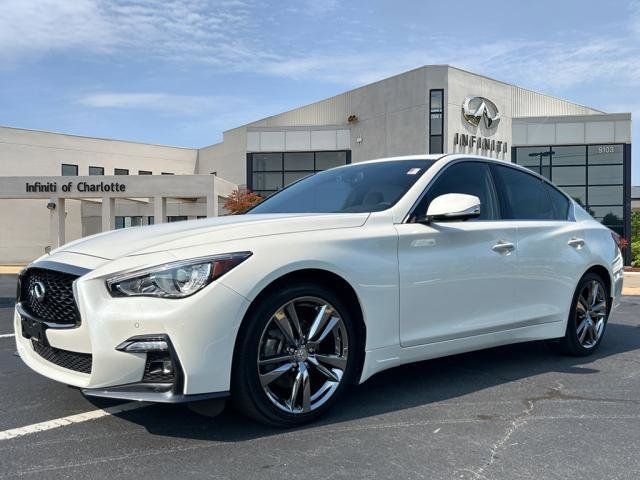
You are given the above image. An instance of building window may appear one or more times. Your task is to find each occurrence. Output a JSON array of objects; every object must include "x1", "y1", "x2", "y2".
[
  {"x1": 429, "y1": 89, "x2": 444, "y2": 154},
  {"x1": 514, "y1": 144, "x2": 625, "y2": 235},
  {"x1": 89, "y1": 166, "x2": 104, "y2": 176},
  {"x1": 167, "y1": 216, "x2": 187, "y2": 222},
  {"x1": 61, "y1": 164, "x2": 78, "y2": 176},
  {"x1": 161, "y1": 172, "x2": 174, "y2": 175},
  {"x1": 138, "y1": 170, "x2": 152, "y2": 175},
  {"x1": 114, "y1": 168, "x2": 129, "y2": 175},
  {"x1": 247, "y1": 150, "x2": 350, "y2": 198}
]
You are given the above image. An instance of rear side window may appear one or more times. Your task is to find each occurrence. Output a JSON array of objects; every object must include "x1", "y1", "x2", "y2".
[
  {"x1": 413, "y1": 161, "x2": 499, "y2": 220},
  {"x1": 543, "y1": 182, "x2": 570, "y2": 219},
  {"x1": 491, "y1": 164, "x2": 567, "y2": 220}
]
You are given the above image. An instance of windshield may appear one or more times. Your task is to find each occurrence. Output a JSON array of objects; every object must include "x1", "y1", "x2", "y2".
[{"x1": 248, "y1": 159, "x2": 436, "y2": 214}]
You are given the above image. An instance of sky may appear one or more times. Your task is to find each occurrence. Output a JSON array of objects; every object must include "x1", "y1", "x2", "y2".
[{"x1": 1, "y1": 0, "x2": 639, "y2": 184}]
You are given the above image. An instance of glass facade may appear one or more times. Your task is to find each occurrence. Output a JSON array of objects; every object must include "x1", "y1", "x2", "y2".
[
  {"x1": 514, "y1": 144, "x2": 625, "y2": 235},
  {"x1": 247, "y1": 151, "x2": 350, "y2": 197},
  {"x1": 429, "y1": 89, "x2": 444, "y2": 154},
  {"x1": 115, "y1": 216, "x2": 143, "y2": 229}
]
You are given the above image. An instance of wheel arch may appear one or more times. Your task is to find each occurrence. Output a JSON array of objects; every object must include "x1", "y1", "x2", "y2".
[
  {"x1": 231, "y1": 268, "x2": 367, "y2": 386},
  {"x1": 582, "y1": 264, "x2": 613, "y2": 300}
]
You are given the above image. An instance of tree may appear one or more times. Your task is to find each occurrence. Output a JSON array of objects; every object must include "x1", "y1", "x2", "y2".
[{"x1": 223, "y1": 188, "x2": 263, "y2": 214}]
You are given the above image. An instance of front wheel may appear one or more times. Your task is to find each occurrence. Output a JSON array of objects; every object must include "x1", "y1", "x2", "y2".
[
  {"x1": 554, "y1": 273, "x2": 610, "y2": 356},
  {"x1": 232, "y1": 283, "x2": 357, "y2": 427}
]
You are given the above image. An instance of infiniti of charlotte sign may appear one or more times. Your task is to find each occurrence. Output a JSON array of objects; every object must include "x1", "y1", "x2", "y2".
[
  {"x1": 453, "y1": 95, "x2": 507, "y2": 154},
  {"x1": 25, "y1": 180, "x2": 127, "y2": 193}
]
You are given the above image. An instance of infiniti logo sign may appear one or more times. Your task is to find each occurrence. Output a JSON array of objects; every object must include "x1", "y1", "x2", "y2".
[
  {"x1": 462, "y1": 96, "x2": 501, "y2": 128},
  {"x1": 31, "y1": 281, "x2": 46, "y2": 303}
]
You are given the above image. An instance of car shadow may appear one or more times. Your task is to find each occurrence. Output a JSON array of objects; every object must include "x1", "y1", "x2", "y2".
[{"x1": 96, "y1": 309, "x2": 640, "y2": 442}]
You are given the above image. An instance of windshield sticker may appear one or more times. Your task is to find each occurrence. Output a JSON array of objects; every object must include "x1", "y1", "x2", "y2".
[{"x1": 407, "y1": 168, "x2": 421, "y2": 175}]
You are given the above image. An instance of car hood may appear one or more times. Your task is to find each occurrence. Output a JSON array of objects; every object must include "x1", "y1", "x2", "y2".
[{"x1": 56, "y1": 213, "x2": 369, "y2": 260}]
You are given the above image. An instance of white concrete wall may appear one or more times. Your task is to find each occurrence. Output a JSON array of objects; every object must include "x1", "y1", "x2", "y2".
[
  {"x1": 446, "y1": 66, "x2": 604, "y2": 160},
  {"x1": 512, "y1": 113, "x2": 632, "y2": 146},
  {"x1": 0, "y1": 126, "x2": 198, "y2": 263}
]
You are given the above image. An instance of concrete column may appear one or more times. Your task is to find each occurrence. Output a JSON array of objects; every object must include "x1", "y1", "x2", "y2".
[
  {"x1": 154, "y1": 196, "x2": 167, "y2": 224},
  {"x1": 101, "y1": 197, "x2": 116, "y2": 232},
  {"x1": 49, "y1": 197, "x2": 65, "y2": 248},
  {"x1": 206, "y1": 193, "x2": 218, "y2": 217}
]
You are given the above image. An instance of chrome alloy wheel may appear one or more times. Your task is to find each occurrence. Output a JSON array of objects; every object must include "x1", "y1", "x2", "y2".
[
  {"x1": 257, "y1": 296, "x2": 349, "y2": 414},
  {"x1": 575, "y1": 280, "x2": 607, "y2": 349}
]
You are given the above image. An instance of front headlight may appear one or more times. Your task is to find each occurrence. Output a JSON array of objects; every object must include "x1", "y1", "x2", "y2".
[{"x1": 106, "y1": 252, "x2": 252, "y2": 298}]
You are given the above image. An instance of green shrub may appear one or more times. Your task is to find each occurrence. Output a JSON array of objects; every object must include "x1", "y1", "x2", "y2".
[{"x1": 632, "y1": 240, "x2": 640, "y2": 267}]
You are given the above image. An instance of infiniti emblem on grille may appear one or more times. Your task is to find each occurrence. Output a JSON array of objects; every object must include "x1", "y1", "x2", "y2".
[{"x1": 31, "y1": 281, "x2": 46, "y2": 303}]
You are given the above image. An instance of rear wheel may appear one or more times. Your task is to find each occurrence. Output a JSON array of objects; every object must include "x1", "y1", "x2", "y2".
[
  {"x1": 232, "y1": 283, "x2": 357, "y2": 427},
  {"x1": 555, "y1": 273, "x2": 609, "y2": 356}
]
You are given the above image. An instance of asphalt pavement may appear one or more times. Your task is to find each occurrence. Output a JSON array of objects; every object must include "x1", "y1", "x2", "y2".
[{"x1": 1, "y1": 276, "x2": 639, "y2": 479}]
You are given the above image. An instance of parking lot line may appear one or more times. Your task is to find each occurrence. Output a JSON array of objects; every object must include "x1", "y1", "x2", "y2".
[
  {"x1": 0, "y1": 333, "x2": 15, "y2": 338},
  {"x1": 0, "y1": 402, "x2": 149, "y2": 441}
]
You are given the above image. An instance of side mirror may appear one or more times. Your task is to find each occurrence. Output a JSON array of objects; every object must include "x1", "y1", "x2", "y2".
[{"x1": 422, "y1": 193, "x2": 481, "y2": 223}]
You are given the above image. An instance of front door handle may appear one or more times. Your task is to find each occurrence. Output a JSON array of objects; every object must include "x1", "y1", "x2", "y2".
[
  {"x1": 568, "y1": 237, "x2": 585, "y2": 249},
  {"x1": 492, "y1": 241, "x2": 515, "y2": 255}
]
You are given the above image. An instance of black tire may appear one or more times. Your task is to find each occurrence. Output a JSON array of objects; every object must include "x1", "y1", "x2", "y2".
[
  {"x1": 553, "y1": 272, "x2": 610, "y2": 356},
  {"x1": 231, "y1": 282, "x2": 358, "y2": 427}
]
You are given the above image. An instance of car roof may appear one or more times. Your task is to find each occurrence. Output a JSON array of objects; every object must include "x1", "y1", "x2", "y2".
[{"x1": 355, "y1": 154, "x2": 445, "y2": 165}]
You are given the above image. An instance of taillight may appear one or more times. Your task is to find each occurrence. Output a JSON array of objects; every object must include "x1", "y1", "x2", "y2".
[{"x1": 610, "y1": 230, "x2": 622, "y2": 250}]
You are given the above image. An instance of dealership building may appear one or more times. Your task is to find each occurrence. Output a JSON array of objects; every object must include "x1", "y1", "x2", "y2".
[{"x1": 0, "y1": 65, "x2": 633, "y2": 264}]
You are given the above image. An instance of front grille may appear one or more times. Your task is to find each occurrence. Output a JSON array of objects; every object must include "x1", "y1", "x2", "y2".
[
  {"x1": 142, "y1": 352, "x2": 176, "y2": 383},
  {"x1": 20, "y1": 268, "x2": 80, "y2": 325},
  {"x1": 31, "y1": 340, "x2": 92, "y2": 374}
]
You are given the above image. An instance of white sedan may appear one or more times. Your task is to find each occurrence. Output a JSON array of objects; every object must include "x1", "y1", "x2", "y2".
[{"x1": 14, "y1": 154, "x2": 624, "y2": 426}]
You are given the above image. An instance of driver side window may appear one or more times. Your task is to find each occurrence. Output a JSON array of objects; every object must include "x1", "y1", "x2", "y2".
[{"x1": 413, "y1": 161, "x2": 499, "y2": 221}]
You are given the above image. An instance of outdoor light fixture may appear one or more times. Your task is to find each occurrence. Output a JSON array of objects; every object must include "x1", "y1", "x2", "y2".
[{"x1": 46, "y1": 201, "x2": 56, "y2": 210}]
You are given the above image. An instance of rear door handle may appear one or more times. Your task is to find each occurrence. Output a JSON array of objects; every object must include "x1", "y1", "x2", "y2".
[
  {"x1": 568, "y1": 237, "x2": 585, "y2": 249},
  {"x1": 492, "y1": 241, "x2": 515, "y2": 255}
]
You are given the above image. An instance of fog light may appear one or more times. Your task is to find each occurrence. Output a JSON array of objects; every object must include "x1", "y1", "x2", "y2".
[
  {"x1": 116, "y1": 337, "x2": 169, "y2": 353},
  {"x1": 147, "y1": 359, "x2": 174, "y2": 376}
]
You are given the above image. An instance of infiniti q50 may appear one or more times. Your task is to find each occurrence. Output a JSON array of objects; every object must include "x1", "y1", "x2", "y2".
[{"x1": 15, "y1": 155, "x2": 624, "y2": 426}]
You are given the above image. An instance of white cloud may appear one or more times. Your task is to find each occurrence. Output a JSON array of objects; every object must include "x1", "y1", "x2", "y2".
[
  {"x1": 2, "y1": 0, "x2": 639, "y2": 97},
  {"x1": 78, "y1": 92, "x2": 245, "y2": 116},
  {"x1": 0, "y1": 0, "x2": 115, "y2": 58}
]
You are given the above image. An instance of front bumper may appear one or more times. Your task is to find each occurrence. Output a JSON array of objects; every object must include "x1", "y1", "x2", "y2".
[{"x1": 15, "y1": 256, "x2": 250, "y2": 401}]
